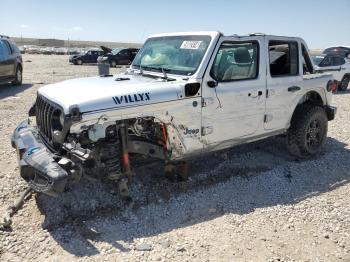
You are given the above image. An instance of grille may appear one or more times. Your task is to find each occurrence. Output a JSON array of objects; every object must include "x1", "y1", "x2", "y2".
[{"x1": 35, "y1": 95, "x2": 61, "y2": 143}]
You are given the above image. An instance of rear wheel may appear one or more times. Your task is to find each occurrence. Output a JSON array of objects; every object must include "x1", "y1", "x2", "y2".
[
  {"x1": 338, "y1": 75, "x2": 349, "y2": 91},
  {"x1": 76, "y1": 59, "x2": 83, "y2": 65},
  {"x1": 12, "y1": 66, "x2": 22, "y2": 85},
  {"x1": 286, "y1": 104, "x2": 328, "y2": 159}
]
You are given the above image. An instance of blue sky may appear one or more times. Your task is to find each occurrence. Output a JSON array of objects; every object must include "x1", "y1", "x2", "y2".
[{"x1": 0, "y1": 0, "x2": 349, "y2": 48}]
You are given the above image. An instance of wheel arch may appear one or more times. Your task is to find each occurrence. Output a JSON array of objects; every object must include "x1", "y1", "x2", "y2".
[
  {"x1": 298, "y1": 90, "x2": 326, "y2": 107},
  {"x1": 15, "y1": 62, "x2": 23, "y2": 75},
  {"x1": 288, "y1": 90, "x2": 326, "y2": 128}
]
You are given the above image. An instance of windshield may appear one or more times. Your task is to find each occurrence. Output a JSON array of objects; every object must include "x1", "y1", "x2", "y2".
[
  {"x1": 132, "y1": 35, "x2": 211, "y2": 76},
  {"x1": 311, "y1": 55, "x2": 325, "y2": 66},
  {"x1": 112, "y1": 48, "x2": 122, "y2": 55}
]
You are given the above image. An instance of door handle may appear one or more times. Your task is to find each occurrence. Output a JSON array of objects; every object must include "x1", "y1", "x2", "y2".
[
  {"x1": 248, "y1": 90, "x2": 263, "y2": 97},
  {"x1": 288, "y1": 86, "x2": 301, "y2": 92}
]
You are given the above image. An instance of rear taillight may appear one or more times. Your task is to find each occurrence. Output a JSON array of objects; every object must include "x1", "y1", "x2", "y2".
[{"x1": 327, "y1": 80, "x2": 338, "y2": 93}]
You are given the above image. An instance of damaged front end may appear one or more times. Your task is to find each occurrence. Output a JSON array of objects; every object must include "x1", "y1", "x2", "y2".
[{"x1": 11, "y1": 95, "x2": 172, "y2": 198}]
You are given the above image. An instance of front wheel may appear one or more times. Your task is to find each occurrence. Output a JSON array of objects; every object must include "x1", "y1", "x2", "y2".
[
  {"x1": 338, "y1": 75, "x2": 350, "y2": 91},
  {"x1": 12, "y1": 66, "x2": 22, "y2": 85},
  {"x1": 286, "y1": 105, "x2": 328, "y2": 159},
  {"x1": 76, "y1": 59, "x2": 83, "y2": 65}
]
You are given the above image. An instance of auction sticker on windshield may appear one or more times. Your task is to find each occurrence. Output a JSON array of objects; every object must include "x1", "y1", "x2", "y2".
[{"x1": 180, "y1": 41, "x2": 202, "y2": 49}]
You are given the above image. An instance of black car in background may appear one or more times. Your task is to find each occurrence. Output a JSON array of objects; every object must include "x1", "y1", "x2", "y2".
[
  {"x1": 0, "y1": 35, "x2": 23, "y2": 85},
  {"x1": 323, "y1": 46, "x2": 350, "y2": 57},
  {"x1": 69, "y1": 49, "x2": 104, "y2": 65},
  {"x1": 99, "y1": 46, "x2": 139, "y2": 67}
]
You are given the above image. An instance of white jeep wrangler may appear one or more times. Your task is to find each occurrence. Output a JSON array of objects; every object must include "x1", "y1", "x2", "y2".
[{"x1": 12, "y1": 31, "x2": 337, "y2": 199}]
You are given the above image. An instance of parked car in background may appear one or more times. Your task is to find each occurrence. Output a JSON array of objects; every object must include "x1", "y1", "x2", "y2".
[
  {"x1": 0, "y1": 35, "x2": 23, "y2": 85},
  {"x1": 99, "y1": 46, "x2": 139, "y2": 67},
  {"x1": 69, "y1": 49, "x2": 104, "y2": 65},
  {"x1": 323, "y1": 46, "x2": 350, "y2": 57},
  {"x1": 315, "y1": 54, "x2": 350, "y2": 91}
]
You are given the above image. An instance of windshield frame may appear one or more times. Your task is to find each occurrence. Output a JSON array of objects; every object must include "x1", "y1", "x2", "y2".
[{"x1": 132, "y1": 35, "x2": 212, "y2": 76}]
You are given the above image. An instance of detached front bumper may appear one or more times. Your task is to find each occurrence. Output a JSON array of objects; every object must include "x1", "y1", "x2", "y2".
[{"x1": 11, "y1": 119, "x2": 68, "y2": 196}]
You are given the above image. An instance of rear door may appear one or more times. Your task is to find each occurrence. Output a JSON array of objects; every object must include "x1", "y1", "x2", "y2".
[
  {"x1": 201, "y1": 36, "x2": 266, "y2": 148},
  {"x1": 264, "y1": 37, "x2": 302, "y2": 130},
  {"x1": 0, "y1": 40, "x2": 14, "y2": 78}
]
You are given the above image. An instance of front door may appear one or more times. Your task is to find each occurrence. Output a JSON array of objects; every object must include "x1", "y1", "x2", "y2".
[
  {"x1": 117, "y1": 49, "x2": 130, "y2": 65},
  {"x1": 201, "y1": 37, "x2": 266, "y2": 149}
]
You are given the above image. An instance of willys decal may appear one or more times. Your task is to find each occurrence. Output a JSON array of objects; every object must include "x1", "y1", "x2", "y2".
[{"x1": 112, "y1": 92, "x2": 150, "y2": 105}]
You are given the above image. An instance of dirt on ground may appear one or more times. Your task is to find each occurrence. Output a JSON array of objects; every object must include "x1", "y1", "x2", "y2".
[{"x1": 0, "y1": 55, "x2": 349, "y2": 262}]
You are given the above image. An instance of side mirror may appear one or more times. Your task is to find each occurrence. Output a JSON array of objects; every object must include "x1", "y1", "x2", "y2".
[{"x1": 207, "y1": 80, "x2": 218, "y2": 88}]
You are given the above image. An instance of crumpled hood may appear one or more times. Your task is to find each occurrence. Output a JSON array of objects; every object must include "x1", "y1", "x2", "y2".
[{"x1": 38, "y1": 74, "x2": 185, "y2": 114}]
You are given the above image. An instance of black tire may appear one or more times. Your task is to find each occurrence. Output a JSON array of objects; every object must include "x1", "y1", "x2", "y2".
[
  {"x1": 286, "y1": 104, "x2": 328, "y2": 159},
  {"x1": 338, "y1": 75, "x2": 350, "y2": 91},
  {"x1": 76, "y1": 59, "x2": 83, "y2": 65},
  {"x1": 11, "y1": 66, "x2": 22, "y2": 86}
]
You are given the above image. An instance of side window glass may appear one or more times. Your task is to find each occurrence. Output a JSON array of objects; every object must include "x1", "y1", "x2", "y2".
[
  {"x1": 10, "y1": 42, "x2": 20, "y2": 54},
  {"x1": 3, "y1": 40, "x2": 12, "y2": 55},
  {"x1": 333, "y1": 57, "x2": 345, "y2": 66},
  {"x1": 269, "y1": 41, "x2": 299, "y2": 76},
  {"x1": 319, "y1": 56, "x2": 332, "y2": 67},
  {"x1": 119, "y1": 50, "x2": 128, "y2": 56},
  {"x1": 210, "y1": 41, "x2": 259, "y2": 81}
]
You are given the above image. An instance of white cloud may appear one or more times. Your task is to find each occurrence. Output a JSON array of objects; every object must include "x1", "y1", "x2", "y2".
[
  {"x1": 20, "y1": 24, "x2": 29, "y2": 28},
  {"x1": 72, "y1": 26, "x2": 83, "y2": 31}
]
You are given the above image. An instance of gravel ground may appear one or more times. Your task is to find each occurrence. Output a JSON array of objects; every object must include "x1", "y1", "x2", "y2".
[{"x1": 0, "y1": 54, "x2": 349, "y2": 262}]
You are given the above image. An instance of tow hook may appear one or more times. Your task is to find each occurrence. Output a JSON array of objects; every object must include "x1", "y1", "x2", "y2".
[{"x1": 0, "y1": 187, "x2": 33, "y2": 229}]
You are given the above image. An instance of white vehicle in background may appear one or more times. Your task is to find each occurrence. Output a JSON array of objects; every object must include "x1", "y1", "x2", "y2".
[
  {"x1": 315, "y1": 54, "x2": 350, "y2": 91},
  {"x1": 11, "y1": 31, "x2": 337, "y2": 200}
]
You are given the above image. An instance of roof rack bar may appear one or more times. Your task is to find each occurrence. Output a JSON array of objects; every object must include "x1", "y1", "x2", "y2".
[
  {"x1": 248, "y1": 33, "x2": 265, "y2": 36},
  {"x1": 0, "y1": 35, "x2": 10, "y2": 39}
]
